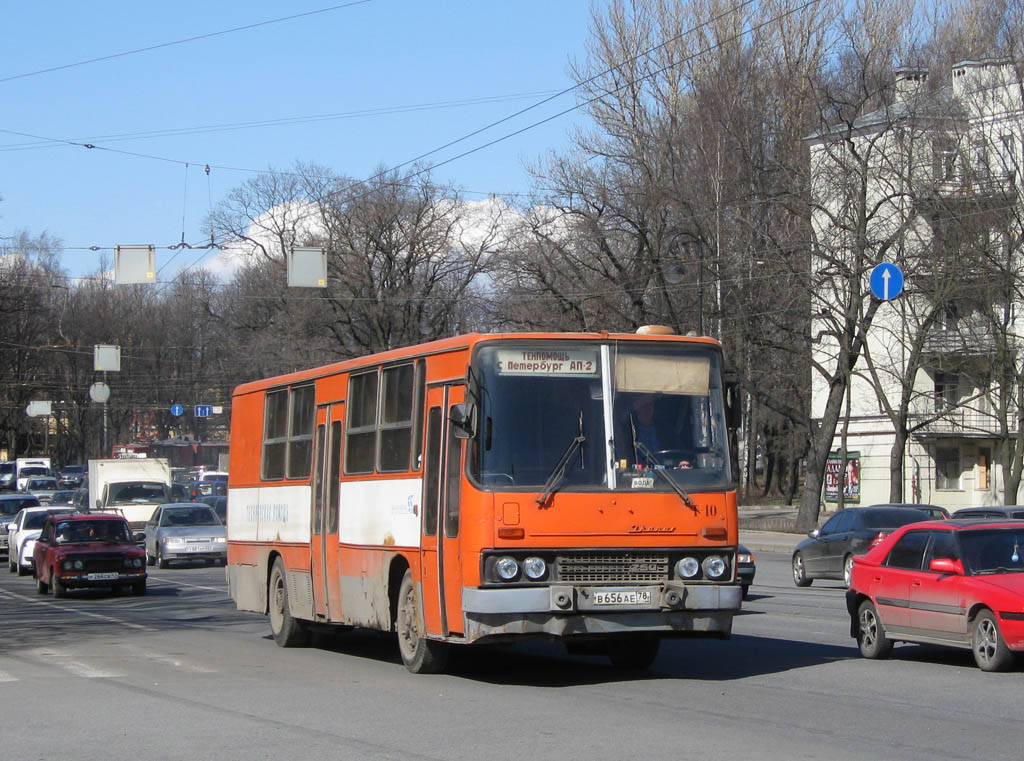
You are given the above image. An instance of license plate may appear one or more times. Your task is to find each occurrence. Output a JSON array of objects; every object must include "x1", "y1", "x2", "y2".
[
  {"x1": 86, "y1": 572, "x2": 118, "y2": 581},
  {"x1": 593, "y1": 589, "x2": 652, "y2": 606},
  {"x1": 186, "y1": 545, "x2": 207, "y2": 552}
]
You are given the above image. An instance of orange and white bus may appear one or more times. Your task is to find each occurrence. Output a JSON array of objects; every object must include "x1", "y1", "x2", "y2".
[{"x1": 226, "y1": 328, "x2": 742, "y2": 672}]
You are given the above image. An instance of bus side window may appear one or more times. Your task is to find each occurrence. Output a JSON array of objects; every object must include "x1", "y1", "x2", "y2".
[
  {"x1": 346, "y1": 371, "x2": 379, "y2": 474},
  {"x1": 423, "y1": 407, "x2": 442, "y2": 536},
  {"x1": 444, "y1": 423, "x2": 462, "y2": 538}
]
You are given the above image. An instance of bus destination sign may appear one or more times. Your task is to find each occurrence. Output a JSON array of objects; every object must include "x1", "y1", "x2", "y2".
[{"x1": 496, "y1": 349, "x2": 599, "y2": 376}]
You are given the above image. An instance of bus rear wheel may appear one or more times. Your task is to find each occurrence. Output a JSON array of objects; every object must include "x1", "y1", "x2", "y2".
[
  {"x1": 268, "y1": 558, "x2": 308, "y2": 647},
  {"x1": 396, "y1": 569, "x2": 449, "y2": 674}
]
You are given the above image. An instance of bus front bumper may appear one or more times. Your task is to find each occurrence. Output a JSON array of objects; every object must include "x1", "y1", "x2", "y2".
[{"x1": 460, "y1": 582, "x2": 742, "y2": 642}]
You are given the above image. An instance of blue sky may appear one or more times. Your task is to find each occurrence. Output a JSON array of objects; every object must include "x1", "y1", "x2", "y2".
[{"x1": 0, "y1": 2, "x2": 596, "y2": 278}]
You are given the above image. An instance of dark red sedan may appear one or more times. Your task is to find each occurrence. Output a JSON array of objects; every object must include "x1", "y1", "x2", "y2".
[
  {"x1": 846, "y1": 519, "x2": 1024, "y2": 671},
  {"x1": 32, "y1": 513, "x2": 147, "y2": 597}
]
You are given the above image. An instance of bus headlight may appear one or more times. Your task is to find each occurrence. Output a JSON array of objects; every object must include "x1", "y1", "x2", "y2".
[
  {"x1": 676, "y1": 557, "x2": 700, "y2": 579},
  {"x1": 522, "y1": 556, "x2": 547, "y2": 580},
  {"x1": 702, "y1": 555, "x2": 727, "y2": 579},
  {"x1": 495, "y1": 556, "x2": 519, "y2": 581}
]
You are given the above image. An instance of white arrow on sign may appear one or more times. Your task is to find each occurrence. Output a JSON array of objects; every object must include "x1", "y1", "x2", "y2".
[{"x1": 882, "y1": 267, "x2": 891, "y2": 300}]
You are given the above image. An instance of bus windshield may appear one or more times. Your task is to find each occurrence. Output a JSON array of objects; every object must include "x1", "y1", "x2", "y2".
[{"x1": 470, "y1": 340, "x2": 731, "y2": 492}]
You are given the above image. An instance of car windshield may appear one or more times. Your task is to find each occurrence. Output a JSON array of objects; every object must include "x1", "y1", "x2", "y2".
[
  {"x1": 54, "y1": 520, "x2": 131, "y2": 544},
  {"x1": 470, "y1": 340, "x2": 730, "y2": 493},
  {"x1": 863, "y1": 509, "x2": 930, "y2": 529},
  {"x1": 109, "y1": 482, "x2": 169, "y2": 504},
  {"x1": 960, "y1": 528, "x2": 1024, "y2": 574},
  {"x1": 20, "y1": 467, "x2": 48, "y2": 477},
  {"x1": 50, "y1": 491, "x2": 76, "y2": 505},
  {"x1": 1, "y1": 498, "x2": 39, "y2": 516},
  {"x1": 26, "y1": 511, "x2": 64, "y2": 530},
  {"x1": 162, "y1": 507, "x2": 220, "y2": 526},
  {"x1": 28, "y1": 478, "x2": 57, "y2": 489}
]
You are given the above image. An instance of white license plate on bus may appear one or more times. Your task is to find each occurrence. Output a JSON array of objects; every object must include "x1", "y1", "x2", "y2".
[
  {"x1": 593, "y1": 589, "x2": 652, "y2": 606},
  {"x1": 86, "y1": 572, "x2": 118, "y2": 581}
]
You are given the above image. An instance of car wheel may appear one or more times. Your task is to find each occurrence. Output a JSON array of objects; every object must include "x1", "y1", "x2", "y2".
[
  {"x1": 607, "y1": 636, "x2": 661, "y2": 669},
  {"x1": 971, "y1": 610, "x2": 1014, "y2": 672},
  {"x1": 843, "y1": 554, "x2": 854, "y2": 588},
  {"x1": 17, "y1": 563, "x2": 29, "y2": 577},
  {"x1": 51, "y1": 569, "x2": 67, "y2": 599},
  {"x1": 157, "y1": 546, "x2": 169, "y2": 570},
  {"x1": 741, "y1": 583, "x2": 750, "y2": 601},
  {"x1": 792, "y1": 552, "x2": 812, "y2": 587},
  {"x1": 146, "y1": 551, "x2": 155, "y2": 567},
  {"x1": 8, "y1": 559, "x2": 16, "y2": 573},
  {"x1": 268, "y1": 557, "x2": 308, "y2": 647},
  {"x1": 857, "y1": 600, "x2": 893, "y2": 659},
  {"x1": 132, "y1": 579, "x2": 146, "y2": 596},
  {"x1": 396, "y1": 568, "x2": 448, "y2": 673},
  {"x1": 36, "y1": 573, "x2": 48, "y2": 595}
]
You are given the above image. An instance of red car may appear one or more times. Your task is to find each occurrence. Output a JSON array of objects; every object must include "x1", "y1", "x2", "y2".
[
  {"x1": 32, "y1": 513, "x2": 147, "y2": 597},
  {"x1": 846, "y1": 519, "x2": 1024, "y2": 671}
]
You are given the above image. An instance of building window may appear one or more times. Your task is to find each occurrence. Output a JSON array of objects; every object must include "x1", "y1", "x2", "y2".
[
  {"x1": 1000, "y1": 134, "x2": 1016, "y2": 178},
  {"x1": 932, "y1": 137, "x2": 957, "y2": 182},
  {"x1": 936, "y1": 446, "x2": 961, "y2": 490},
  {"x1": 977, "y1": 447, "x2": 991, "y2": 491},
  {"x1": 934, "y1": 372, "x2": 958, "y2": 412}
]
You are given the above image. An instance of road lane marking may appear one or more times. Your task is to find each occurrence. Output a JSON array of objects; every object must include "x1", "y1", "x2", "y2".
[
  {"x1": 27, "y1": 647, "x2": 124, "y2": 678},
  {"x1": 147, "y1": 576, "x2": 227, "y2": 594},
  {"x1": 117, "y1": 643, "x2": 217, "y2": 673},
  {"x1": 0, "y1": 587, "x2": 154, "y2": 631}
]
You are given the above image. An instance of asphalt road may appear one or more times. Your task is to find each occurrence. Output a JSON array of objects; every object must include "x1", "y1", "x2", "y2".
[{"x1": 1, "y1": 554, "x2": 1021, "y2": 761}]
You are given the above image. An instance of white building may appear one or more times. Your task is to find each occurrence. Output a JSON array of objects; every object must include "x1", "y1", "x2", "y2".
[{"x1": 808, "y1": 59, "x2": 1024, "y2": 510}]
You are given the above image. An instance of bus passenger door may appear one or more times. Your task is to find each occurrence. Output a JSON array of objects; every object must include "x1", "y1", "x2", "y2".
[
  {"x1": 420, "y1": 384, "x2": 466, "y2": 637},
  {"x1": 311, "y1": 403, "x2": 345, "y2": 622},
  {"x1": 323, "y1": 407, "x2": 344, "y2": 619},
  {"x1": 310, "y1": 407, "x2": 329, "y2": 619}
]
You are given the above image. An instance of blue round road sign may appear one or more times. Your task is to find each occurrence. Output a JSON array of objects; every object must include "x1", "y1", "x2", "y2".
[
  {"x1": 870, "y1": 262, "x2": 904, "y2": 301},
  {"x1": 170, "y1": 404, "x2": 184, "y2": 416}
]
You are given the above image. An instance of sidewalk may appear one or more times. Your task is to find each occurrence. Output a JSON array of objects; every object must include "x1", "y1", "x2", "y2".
[{"x1": 737, "y1": 504, "x2": 817, "y2": 554}]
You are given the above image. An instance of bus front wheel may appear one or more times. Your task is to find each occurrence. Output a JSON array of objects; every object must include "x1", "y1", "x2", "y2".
[
  {"x1": 268, "y1": 558, "x2": 308, "y2": 648},
  {"x1": 396, "y1": 569, "x2": 449, "y2": 674}
]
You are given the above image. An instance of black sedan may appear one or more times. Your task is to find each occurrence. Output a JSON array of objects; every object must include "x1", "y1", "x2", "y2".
[
  {"x1": 792, "y1": 506, "x2": 932, "y2": 587},
  {"x1": 737, "y1": 545, "x2": 755, "y2": 599}
]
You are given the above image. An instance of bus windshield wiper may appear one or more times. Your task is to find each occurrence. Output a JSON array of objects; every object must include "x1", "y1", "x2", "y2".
[
  {"x1": 632, "y1": 437, "x2": 699, "y2": 514},
  {"x1": 536, "y1": 412, "x2": 585, "y2": 506}
]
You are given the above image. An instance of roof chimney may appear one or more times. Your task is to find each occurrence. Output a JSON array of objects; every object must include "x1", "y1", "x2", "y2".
[{"x1": 894, "y1": 66, "x2": 928, "y2": 102}]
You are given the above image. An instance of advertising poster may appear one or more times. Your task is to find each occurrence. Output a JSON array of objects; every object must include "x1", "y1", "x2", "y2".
[{"x1": 825, "y1": 450, "x2": 860, "y2": 503}]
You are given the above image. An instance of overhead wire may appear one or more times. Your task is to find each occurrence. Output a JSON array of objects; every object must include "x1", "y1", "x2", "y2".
[{"x1": 0, "y1": 1, "x2": 375, "y2": 85}]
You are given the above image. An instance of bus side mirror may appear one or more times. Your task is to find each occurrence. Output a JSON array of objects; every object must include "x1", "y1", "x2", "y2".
[
  {"x1": 450, "y1": 403, "x2": 477, "y2": 439},
  {"x1": 724, "y1": 379, "x2": 742, "y2": 430}
]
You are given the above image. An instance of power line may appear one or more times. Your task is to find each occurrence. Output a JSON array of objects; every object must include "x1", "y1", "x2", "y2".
[{"x1": 0, "y1": 1, "x2": 374, "y2": 85}]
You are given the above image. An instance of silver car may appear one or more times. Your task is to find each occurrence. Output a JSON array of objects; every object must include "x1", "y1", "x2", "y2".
[{"x1": 144, "y1": 503, "x2": 226, "y2": 568}]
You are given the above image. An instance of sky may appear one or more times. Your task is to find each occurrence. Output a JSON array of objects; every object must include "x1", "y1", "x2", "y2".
[{"x1": 0, "y1": 1, "x2": 597, "y2": 280}]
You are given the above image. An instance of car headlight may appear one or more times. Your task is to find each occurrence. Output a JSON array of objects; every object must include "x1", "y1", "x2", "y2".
[
  {"x1": 494, "y1": 556, "x2": 519, "y2": 581},
  {"x1": 62, "y1": 560, "x2": 72, "y2": 571},
  {"x1": 676, "y1": 556, "x2": 700, "y2": 579},
  {"x1": 213, "y1": 537, "x2": 226, "y2": 544},
  {"x1": 522, "y1": 556, "x2": 547, "y2": 580},
  {"x1": 737, "y1": 552, "x2": 753, "y2": 564},
  {"x1": 702, "y1": 555, "x2": 728, "y2": 579}
]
